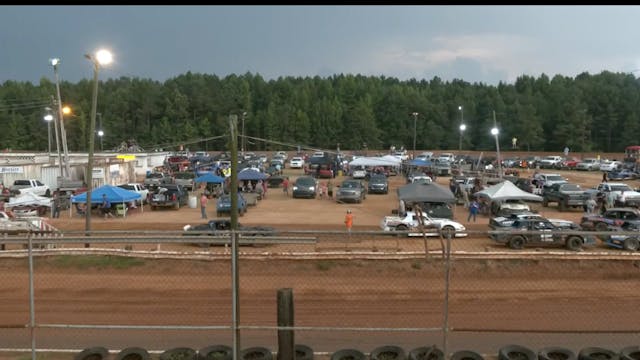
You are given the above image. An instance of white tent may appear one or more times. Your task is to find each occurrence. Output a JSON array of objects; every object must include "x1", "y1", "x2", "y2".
[
  {"x1": 349, "y1": 156, "x2": 401, "y2": 167},
  {"x1": 474, "y1": 180, "x2": 543, "y2": 202}
]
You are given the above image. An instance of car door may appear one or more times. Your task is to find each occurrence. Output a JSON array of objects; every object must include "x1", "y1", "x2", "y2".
[{"x1": 533, "y1": 220, "x2": 554, "y2": 243}]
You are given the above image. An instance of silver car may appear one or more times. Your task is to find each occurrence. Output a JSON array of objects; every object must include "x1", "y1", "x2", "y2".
[{"x1": 336, "y1": 179, "x2": 367, "y2": 203}]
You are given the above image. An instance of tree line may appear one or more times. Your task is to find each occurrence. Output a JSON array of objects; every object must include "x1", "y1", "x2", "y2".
[{"x1": 0, "y1": 70, "x2": 638, "y2": 154}]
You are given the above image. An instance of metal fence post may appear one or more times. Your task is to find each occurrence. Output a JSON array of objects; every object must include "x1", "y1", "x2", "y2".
[
  {"x1": 28, "y1": 233, "x2": 36, "y2": 360},
  {"x1": 443, "y1": 232, "x2": 452, "y2": 357}
]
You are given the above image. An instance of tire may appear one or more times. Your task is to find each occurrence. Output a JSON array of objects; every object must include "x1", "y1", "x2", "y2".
[
  {"x1": 160, "y1": 348, "x2": 197, "y2": 360},
  {"x1": 498, "y1": 345, "x2": 536, "y2": 360},
  {"x1": 620, "y1": 346, "x2": 640, "y2": 360},
  {"x1": 441, "y1": 225, "x2": 455, "y2": 238},
  {"x1": 294, "y1": 344, "x2": 314, "y2": 360},
  {"x1": 117, "y1": 347, "x2": 151, "y2": 360},
  {"x1": 623, "y1": 237, "x2": 640, "y2": 251},
  {"x1": 396, "y1": 224, "x2": 408, "y2": 231},
  {"x1": 508, "y1": 236, "x2": 525, "y2": 250},
  {"x1": 199, "y1": 345, "x2": 232, "y2": 360},
  {"x1": 45, "y1": 189, "x2": 51, "y2": 197},
  {"x1": 331, "y1": 349, "x2": 366, "y2": 360},
  {"x1": 566, "y1": 236, "x2": 583, "y2": 251},
  {"x1": 538, "y1": 347, "x2": 576, "y2": 360},
  {"x1": 75, "y1": 347, "x2": 109, "y2": 360},
  {"x1": 409, "y1": 346, "x2": 444, "y2": 360},
  {"x1": 371, "y1": 345, "x2": 405, "y2": 360},
  {"x1": 450, "y1": 350, "x2": 484, "y2": 360},
  {"x1": 240, "y1": 347, "x2": 273, "y2": 360},
  {"x1": 578, "y1": 347, "x2": 617, "y2": 360},
  {"x1": 595, "y1": 222, "x2": 609, "y2": 232}
]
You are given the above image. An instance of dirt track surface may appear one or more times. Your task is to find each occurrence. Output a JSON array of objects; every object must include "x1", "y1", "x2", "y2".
[{"x1": 2, "y1": 166, "x2": 640, "y2": 357}]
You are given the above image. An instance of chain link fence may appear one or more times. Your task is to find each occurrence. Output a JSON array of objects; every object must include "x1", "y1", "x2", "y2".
[{"x1": 0, "y1": 229, "x2": 638, "y2": 358}]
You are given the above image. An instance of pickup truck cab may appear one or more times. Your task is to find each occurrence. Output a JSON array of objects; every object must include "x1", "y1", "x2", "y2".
[
  {"x1": 542, "y1": 183, "x2": 590, "y2": 211},
  {"x1": 589, "y1": 182, "x2": 640, "y2": 208},
  {"x1": 117, "y1": 183, "x2": 150, "y2": 205},
  {"x1": 144, "y1": 172, "x2": 172, "y2": 187},
  {"x1": 10, "y1": 179, "x2": 51, "y2": 197}
]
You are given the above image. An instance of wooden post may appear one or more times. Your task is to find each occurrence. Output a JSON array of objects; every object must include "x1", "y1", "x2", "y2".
[{"x1": 277, "y1": 288, "x2": 294, "y2": 360}]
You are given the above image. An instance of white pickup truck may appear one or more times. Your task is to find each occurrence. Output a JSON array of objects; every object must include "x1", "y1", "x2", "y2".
[
  {"x1": 380, "y1": 211, "x2": 467, "y2": 237},
  {"x1": 0, "y1": 211, "x2": 59, "y2": 235},
  {"x1": 9, "y1": 179, "x2": 51, "y2": 197},
  {"x1": 117, "y1": 183, "x2": 149, "y2": 205}
]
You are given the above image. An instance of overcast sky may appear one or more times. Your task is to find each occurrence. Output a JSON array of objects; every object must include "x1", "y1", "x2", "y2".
[{"x1": 2, "y1": 5, "x2": 640, "y2": 85}]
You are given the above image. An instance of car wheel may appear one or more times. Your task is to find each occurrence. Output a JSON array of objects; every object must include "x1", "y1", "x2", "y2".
[
  {"x1": 508, "y1": 236, "x2": 525, "y2": 250},
  {"x1": 595, "y1": 222, "x2": 608, "y2": 232},
  {"x1": 565, "y1": 236, "x2": 583, "y2": 251},
  {"x1": 623, "y1": 237, "x2": 640, "y2": 251},
  {"x1": 441, "y1": 225, "x2": 455, "y2": 238}
]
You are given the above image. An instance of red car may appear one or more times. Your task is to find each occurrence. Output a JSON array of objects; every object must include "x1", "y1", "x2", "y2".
[{"x1": 560, "y1": 157, "x2": 580, "y2": 169}]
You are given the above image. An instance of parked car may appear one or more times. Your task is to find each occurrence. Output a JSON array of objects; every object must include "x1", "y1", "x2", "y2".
[
  {"x1": 149, "y1": 184, "x2": 187, "y2": 210},
  {"x1": 289, "y1": 157, "x2": 305, "y2": 169},
  {"x1": 183, "y1": 219, "x2": 275, "y2": 247},
  {"x1": 601, "y1": 223, "x2": 640, "y2": 251},
  {"x1": 542, "y1": 183, "x2": 590, "y2": 211},
  {"x1": 533, "y1": 173, "x2": 568, "y2": 188},
  {"x1": 600, "y1": 160, "x2": 622, "y2": 172},
  {"x1": 576, "y1": 158, "x2": 601, "y2": 171},
  {"x1": 490, "y1": 218, "x2": 596, "y2": 251},
  {"x1": 608, "y1": 169, "x2": 639, "y2": 180},
  {"x1": 556, "y1": 157, "x2": 581, "y2": 170},
  {"x1": 292, "y1": 176, "x2": 318, "y2": 199},
  {"x1": 367, "y1": 174, "x2": 389, "y2": 194},
  {"x1": 216, "y1": 193, "x2": 247, "y2": 217},
  {"x1": 538, "y1": 156, "x2": 564, "y2": 169},
  {"x1": 380, "y1": 210, "x2": 467, "y2": 237},
  {"x1": 336, "y1": 179, "x2": 367, "y2": 203},
  {"x1": 144, "y1": 172, "x2": 172, "y2": 187},
  {"x1": 490, "y1": 199, "x2": 531, "y2": 216}
]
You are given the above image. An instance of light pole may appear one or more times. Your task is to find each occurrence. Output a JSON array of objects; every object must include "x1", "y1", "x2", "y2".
[
  {"x1": 412, "y1": 112, "x2": 419, "y2": 160},
  {"x1": 84, "y1": 49, "x2": 113, "y2": 236},
  {"x1": 458, "y1": 106, "x2": 466, "y2": 152},
  {"x1": 491, "y1": 110, "x2": 503, "y2": 179},
  {"x1": 241, "y1": 112, "x2": 247, "y2": 156},
  {"x1": 43, "y1": 112, "x2": 53, "y2": 154},
  {"x1": 97, "y1": 113, "x2": 104, "y2": 152},
  {"x1": 50, "y1": 58, "x2": 71, "y2": 178}
]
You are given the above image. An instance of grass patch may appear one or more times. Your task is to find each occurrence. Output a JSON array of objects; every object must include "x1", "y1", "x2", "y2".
[{"x1": 51, "y1": 255, "x2": 145, "y2": 270}]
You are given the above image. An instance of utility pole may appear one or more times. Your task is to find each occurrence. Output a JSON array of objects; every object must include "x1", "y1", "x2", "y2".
[
  {"x1": 52, "y1": 62, "x2": 71, "y2": 178},
  {"x1": 49, "y1": 96, "x2": 63, "y2": 175},
  {"x1": 228, "y1": 114, "x2": 240, "y2": 360}
]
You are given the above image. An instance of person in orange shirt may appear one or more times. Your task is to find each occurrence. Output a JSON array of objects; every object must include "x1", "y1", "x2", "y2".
[{"x1": 344, "y1": 209, "x2": 353, "y2": 236}]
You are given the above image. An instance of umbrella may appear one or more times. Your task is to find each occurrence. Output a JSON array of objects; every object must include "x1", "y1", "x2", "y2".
[{"x1": 194, "y1": 173, "x2": 225, "y2": 184}]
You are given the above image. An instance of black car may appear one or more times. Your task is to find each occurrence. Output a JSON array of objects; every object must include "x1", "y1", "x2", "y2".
[
  {"x1": 292, "y1": 176, "x2": 318, "y2": 199},
  {"x1": 367, "y1": 174, "x2": 389, "y2": 194},
  {"x1": 491, "y1": 218, "x2": 596, "y2": 251},
  {"x1": 183, "y1": 219, "x2": 275, "y2": 247}
]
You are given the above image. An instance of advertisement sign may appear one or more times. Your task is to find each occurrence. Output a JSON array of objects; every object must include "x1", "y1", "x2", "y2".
[{"x1": 0, "y1": 166, "x2": 23, "y2": 174}]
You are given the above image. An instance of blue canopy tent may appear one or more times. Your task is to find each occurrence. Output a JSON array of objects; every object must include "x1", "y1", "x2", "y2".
[
  {"x1": 194, "y1": 173, "x2": 225, "y2": 184},
  {"x1": 70, "y1": 184, "x2": 142, "y2": 217},
  {"x1": 237, "y1": 168, "x2": 269, "y2": 181}
]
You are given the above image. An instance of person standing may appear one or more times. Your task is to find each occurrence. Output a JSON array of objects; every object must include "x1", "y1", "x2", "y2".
[
  {"x1": 282, "y1": 177, "x2": 289, "y2": 197},
  {"x1": 200, "y1": 193, "x2": 208, "y2": 219},
  {"x1": 52, "y1": 193, "x2": 61, "y2": 219},
  {"x1": 586, "y1": 195, "x2": 597, "y2": 214},
  {"x1": 101, "y1": 194, "x2": 114, "y2": 219},
  {"x1": 467, "y1": 199, "x2": 479, "y2": 222},
  {"x1": 344, "y1": 209, "x2": 354, "y2": 236},
  {"x1": 327, "y1": 179, "x2": 334, "y2": 200}
]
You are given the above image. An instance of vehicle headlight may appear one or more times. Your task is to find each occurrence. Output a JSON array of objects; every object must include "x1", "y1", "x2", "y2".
[
  {"x1": 309, "y1": 186, "x2": 315, "y2": 191},
  {"x1": 292, "y1": 186, "x2": 298, "y2": 190}
]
